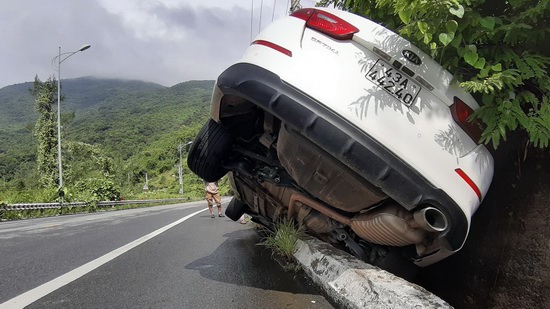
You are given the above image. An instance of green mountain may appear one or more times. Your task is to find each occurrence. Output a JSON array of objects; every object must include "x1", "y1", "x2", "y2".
[
  {"x1": 0, "y1": 77, "x2": 165, "y2": 129},
  {"x1": 0, "y1": 77, "x2": 215, "y2": 199}
]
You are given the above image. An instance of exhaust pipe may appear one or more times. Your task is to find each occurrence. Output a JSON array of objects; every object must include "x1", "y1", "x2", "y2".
[{"x1": 411, "y1": 207, "x2": 448, "y2": 232}]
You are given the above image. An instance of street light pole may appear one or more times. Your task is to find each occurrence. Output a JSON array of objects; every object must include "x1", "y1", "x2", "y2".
[
  {"x1": 52, "y1": 44, "x2": 91, "y2": 202},
  {"x1": 178, "y1": 143, "x2": 183, "y2": 195},
  {"x1": 56, "y1": 47, "x2": 62, "y2": 197}
]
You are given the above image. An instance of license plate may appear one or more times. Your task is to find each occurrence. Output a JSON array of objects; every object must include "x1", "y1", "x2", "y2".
[{"x1": 365, "y1": 59, "x2": 421, "y2": 106}]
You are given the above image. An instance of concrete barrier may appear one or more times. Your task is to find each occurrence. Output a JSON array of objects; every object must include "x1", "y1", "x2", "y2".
[{"x1": 294, "y1": 237, "x2": 452, "y2": 309}]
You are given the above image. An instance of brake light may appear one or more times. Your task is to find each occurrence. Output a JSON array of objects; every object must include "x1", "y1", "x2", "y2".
[
  {"x1": 251, "y1": 40, "x2": 292, "y2": 57},
  {"x1": 455, "y1": 168, "x2": 482, "y2": 202},
  {"x1": 450, "y1": 97, "x2": 483, "y2": 143},
  {"x1": 291, "y1": 8, "x2": 359, "y2": 40}
]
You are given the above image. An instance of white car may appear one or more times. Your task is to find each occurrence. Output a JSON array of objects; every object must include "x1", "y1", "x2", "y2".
[{"x1": 188, "y1": 7, "x2": 494, "y2": 274}]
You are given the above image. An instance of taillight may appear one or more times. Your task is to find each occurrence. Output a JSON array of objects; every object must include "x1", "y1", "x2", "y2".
[
  {"x1": 450, "y1": 96, "x2": 483, "y2": 143},
  {"x1": 455, "y1": 168, "x2": 482, "y2": 202},
  {"x1": 251, "y1": 40, "x2": 293, "y2": 57},
  {"x1": 290, "y1": 8, "x2": 359, "y2": 40}
]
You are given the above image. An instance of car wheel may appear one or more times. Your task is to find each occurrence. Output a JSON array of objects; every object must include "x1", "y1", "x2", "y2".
[
  {"x1": 225, "y1": 197, "x2": 248, "y2": 221},
  {"x1": 187, "y1": 119, "x2": 233, "y2": 182}
]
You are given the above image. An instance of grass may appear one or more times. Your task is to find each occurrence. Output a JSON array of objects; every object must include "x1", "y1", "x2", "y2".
[{"x1": 258, "y1": 219, "x2": 305, "y2": 272}]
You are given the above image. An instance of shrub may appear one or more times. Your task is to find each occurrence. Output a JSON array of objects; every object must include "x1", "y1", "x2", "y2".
[{"x1": 72, "y1": 177, "x2": 121, "y2": 202}]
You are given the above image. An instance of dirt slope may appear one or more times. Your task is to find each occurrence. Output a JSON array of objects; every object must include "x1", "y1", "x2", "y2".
[{"x1": 415, "y1": 138, "x2": 550, "y2": 309}]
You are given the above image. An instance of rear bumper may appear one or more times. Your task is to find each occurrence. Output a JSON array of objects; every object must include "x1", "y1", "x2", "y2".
[{"x1": 214, "y1": 62, "x2": 469, "y2": 254}]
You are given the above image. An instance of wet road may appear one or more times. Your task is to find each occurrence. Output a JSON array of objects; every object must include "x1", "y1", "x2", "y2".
[{"x1": 0, "y1": 201, "x2": 334, "y2": 308}]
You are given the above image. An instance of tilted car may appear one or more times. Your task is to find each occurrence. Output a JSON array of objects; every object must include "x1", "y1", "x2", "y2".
[{"x1": 188, "y1": 7, "x2": 494, "y2": 275}]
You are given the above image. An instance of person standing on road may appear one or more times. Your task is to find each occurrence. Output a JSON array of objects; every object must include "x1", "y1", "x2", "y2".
[{"x1": 205, "y1": 181, "x2": 224, "y2": 218}]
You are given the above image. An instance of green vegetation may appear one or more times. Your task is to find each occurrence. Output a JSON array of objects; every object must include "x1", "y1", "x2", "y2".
[
  {"x1": 319, "y1": 0, "x2": 550, "y2": 149},
  {"x1": 0, "y1": 77, "x2": 229, "y2": 206},
  {"x1": 30, "y1": 77, "x2": 59, "y2": 188},
  {"x1": 258, "y1": 219, "x2": 305, "y2": 272}
]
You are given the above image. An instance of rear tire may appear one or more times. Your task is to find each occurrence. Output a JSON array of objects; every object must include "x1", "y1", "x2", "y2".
[
  {"x1": 187, "y1": 119, "x2": 233, "y2": 182},
  {"x1": 225, "y1": 197, "x2": 248, "y2": 221}
]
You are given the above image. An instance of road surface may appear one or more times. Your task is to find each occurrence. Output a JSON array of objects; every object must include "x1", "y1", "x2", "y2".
[{"x1": 0, "y1": 200, "x2": 334, "y2": 308}]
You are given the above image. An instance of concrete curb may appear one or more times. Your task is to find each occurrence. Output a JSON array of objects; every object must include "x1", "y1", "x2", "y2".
[{"x1": 294, "y1": 237, "x2": 452, "y2": 309}]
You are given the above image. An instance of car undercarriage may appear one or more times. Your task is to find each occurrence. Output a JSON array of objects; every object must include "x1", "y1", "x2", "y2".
[{"x1": 187, "y1": 65, "x2": 457, "y2": 276}]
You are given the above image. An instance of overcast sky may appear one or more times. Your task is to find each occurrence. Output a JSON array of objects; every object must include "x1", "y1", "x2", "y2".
[{"x1": 0, "y1": 0, "x2": 317, "y2": 89}]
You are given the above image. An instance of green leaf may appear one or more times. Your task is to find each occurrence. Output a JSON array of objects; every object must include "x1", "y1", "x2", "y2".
[
  {"x1": 418, "y1": 21, "x2": 429, "y2": 34},
  {"x1": 474, "y1": 57, "x2": 486, "y2": 69},
  {"x1": 479, "y1": 17, "x2": 495, "y2": 30},
  {"x1": 450, "y1": 32, "x2": 462, "y2": 48},
  {"x1": 430, "y1": 42, "x2": 437, "y2": 50},
  {"x1": 424, "y1": 33, "x2": 433, "y2": 44},
  {"x1": 492, "y1": 63, "x2": 503, "y2": 72},
  {"x1": 415, "y1": 31, "x2": 424, "y2": 41},
  {"x1": 399, "y1": 8, "x2": 412, "y2": 24},
  {"x1": 445, "y1": 20, "x2": 459, "y2": 33},
  {"x1": 492, "y1": 130, "x2": 501, "y2": 147},
  {"x1": 482, "y1": 93, "x2": 494, "y2": 105},
  {"x1": 466, "y1": 44, "x2": 477, "y2": 53},
  {"x1": 498, "y1": 123, "x2": 507, "y2": 139},
  {"x1": 479, "y1": 67, "x2": 490, "y2": 78},
  {"x1": 449, "y1": 4, "x2": 465, "y2": 18},
  {"x1": 464, "y1": 50, "x2": 479, "y2": 66},
  {"x1": 439, "y1": 32, "x2": 454, "y2": 46}
]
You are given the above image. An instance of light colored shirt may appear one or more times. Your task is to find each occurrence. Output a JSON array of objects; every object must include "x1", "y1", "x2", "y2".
[{"x1": 205, "y1": 182, "x2": 219, "y2": 194}]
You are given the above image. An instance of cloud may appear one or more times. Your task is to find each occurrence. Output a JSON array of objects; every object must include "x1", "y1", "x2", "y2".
[{"x1": 0, "y1": 0, "x2": 317, "y2": 88}]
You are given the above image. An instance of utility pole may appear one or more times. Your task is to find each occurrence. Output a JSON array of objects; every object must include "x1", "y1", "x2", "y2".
[{"x1": 178, "y1": 143, "x2": 184, "y2": 195}]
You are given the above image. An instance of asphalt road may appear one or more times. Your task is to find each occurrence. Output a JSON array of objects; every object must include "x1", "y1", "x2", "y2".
[{"x1": 0, "y1": 200, "x2": 334, "y2": 308}]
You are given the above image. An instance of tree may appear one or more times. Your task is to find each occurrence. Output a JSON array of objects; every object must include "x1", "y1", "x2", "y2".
[
  {"x1": 318, "y1": 0, "x2": 550, "y2": 148},
  {"x1": 30, "y1": 76, "x2": 58, "y2": 187},
  {"x1": 62, "y1": 141, "x2": 115, "y2": 182}
]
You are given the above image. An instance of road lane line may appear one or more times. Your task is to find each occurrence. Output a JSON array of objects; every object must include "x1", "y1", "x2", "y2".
[{"x1": 0, "y1": 208, "x2": 208, "y2": 309}]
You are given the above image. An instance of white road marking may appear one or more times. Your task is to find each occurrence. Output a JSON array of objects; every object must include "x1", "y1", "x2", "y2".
[{"x1": 0, "y1": 208, "x2": 208, "y2": 309}]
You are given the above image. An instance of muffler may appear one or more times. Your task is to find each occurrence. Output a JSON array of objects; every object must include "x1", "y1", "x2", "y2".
[
  {"x1": 287, "y1": 192, "x2": 449, "y2": 247},
  {"x1": 349, "y1": 204, "x2": 449, "y2": 247}
]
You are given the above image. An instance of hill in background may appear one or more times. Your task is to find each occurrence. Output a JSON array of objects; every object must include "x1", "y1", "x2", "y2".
[
  {"x1": 0, "y1": 77, "x2": 215, "y2": 197},
  {"x1": 0, "y1": 77, "x2": 165, "y2": 129}
]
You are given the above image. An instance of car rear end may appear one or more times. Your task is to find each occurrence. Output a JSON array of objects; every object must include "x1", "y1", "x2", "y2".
[{"x1": 210, "y1": 8, "x2": 494, "y2": 266}]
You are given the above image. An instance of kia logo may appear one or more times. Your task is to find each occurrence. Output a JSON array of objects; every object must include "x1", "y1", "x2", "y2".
[{"x1": 402, "y1": 50, "x2": 422, "y2": 65}]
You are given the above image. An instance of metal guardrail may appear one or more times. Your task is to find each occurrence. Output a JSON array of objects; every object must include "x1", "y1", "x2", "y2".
[{"x1": 0, "y1": 198, "x2": 188, "y2": 211}]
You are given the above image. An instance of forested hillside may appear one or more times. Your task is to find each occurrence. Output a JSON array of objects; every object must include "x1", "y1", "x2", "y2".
[
  {"x1": 0, "y1": 77, "x2": 165, "y2": 128},
  {"x1": 0, "y1": 78, "x2": 215, "y2": 203}
]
